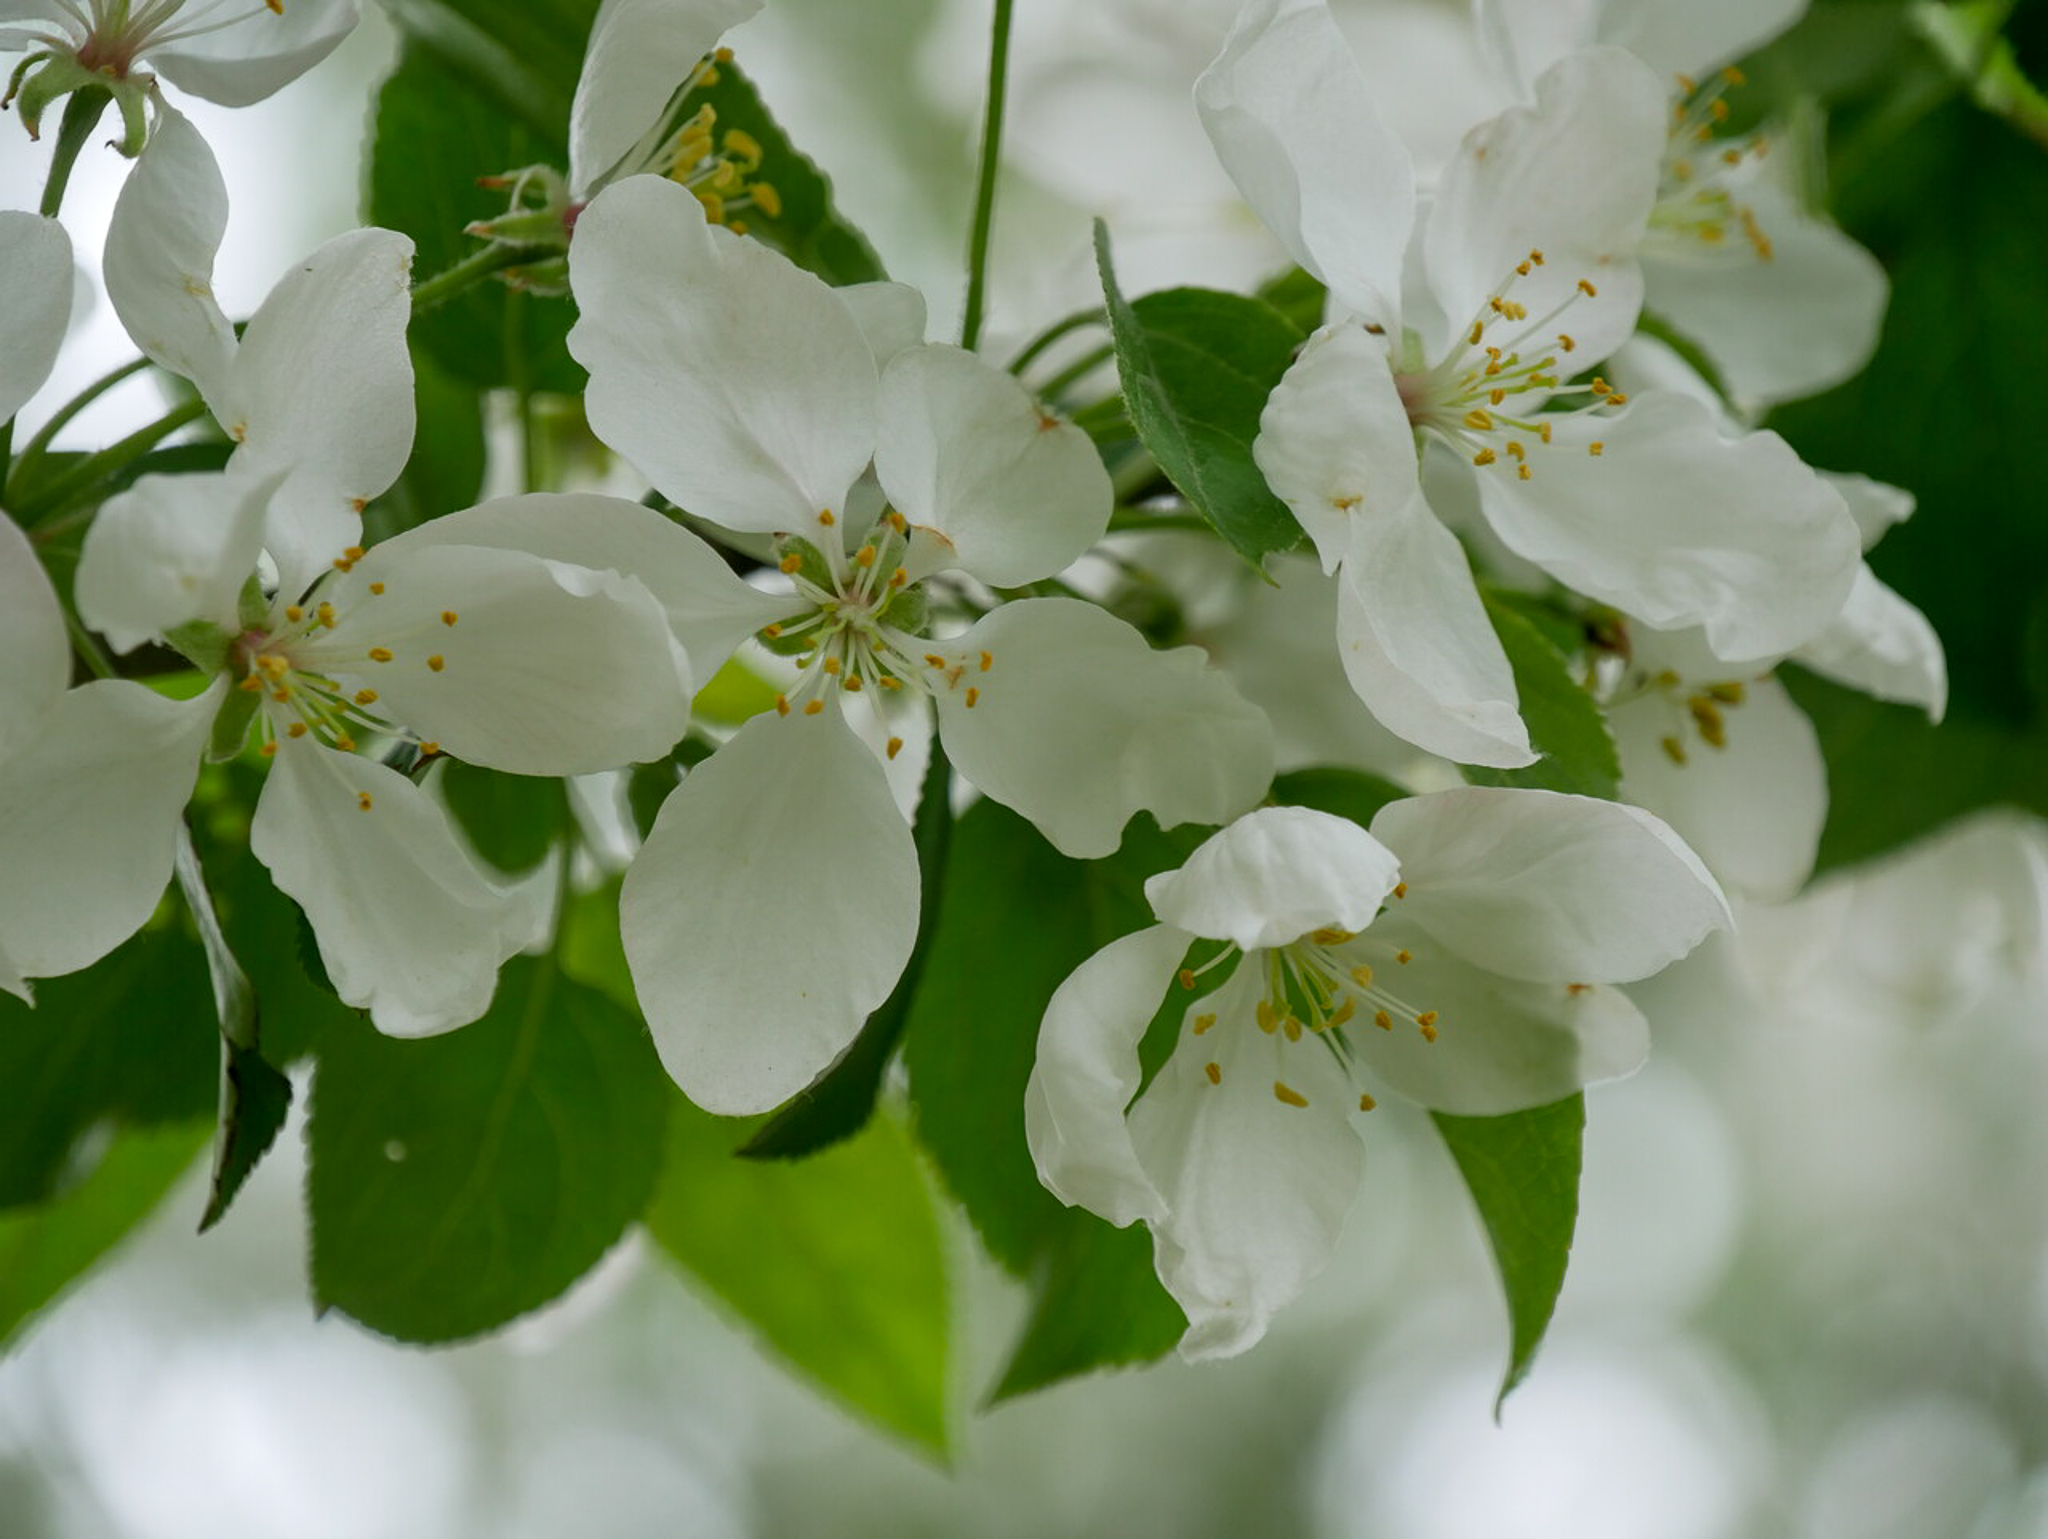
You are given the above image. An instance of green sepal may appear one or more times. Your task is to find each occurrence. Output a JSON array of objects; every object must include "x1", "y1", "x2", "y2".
[
  {"x1": 164, "y1": 619, "x2": 234, "y2": 675},
  {"x1": 773, "y1": 533, "x2": 834, "y2": 592},
  {"x1": 10, "y1": 54, "x2": 100, "y2": 142},
  {"x1": 206, "y1": 686, "x2": 260, "y2": 764},
  {"x1": 235, "y1": 572, "x2": 269, "y2": 631},
  {"x1": 755, "y1": 612, "x2": 822, "y2": 657}
]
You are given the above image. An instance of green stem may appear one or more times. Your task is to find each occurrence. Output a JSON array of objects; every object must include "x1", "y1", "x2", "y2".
[
  {"x1": 1008, "y1": 306, "x2": 1106, "y2": 376},
  {"x1": 18, "y1": 396, "x2": 207, "y2": 524},
  {"x1": 409, "y1": 240, "x2": 549, "y2": 314},
  {"x1": 64, "y1": 608, "x2": 114, "y2": 680},
  {"x1": 1106, "y1": 509, "x2": 1209, "y2": 535},
  {"x1": 958, "y1": 0, "x2": 1017, "y2": 351},
  {"x1": 4, "y1": 355, "x2": 150, "y2": 503},
  {"x1": 39, "y1": 87, "x2": 108, "y2": 220}
]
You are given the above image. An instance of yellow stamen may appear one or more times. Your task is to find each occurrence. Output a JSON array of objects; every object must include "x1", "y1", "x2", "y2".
[
  {"x1": 964, "y1": 687, "x2": 980, "y2": 708},
  {"x1": 1193, "y1": 1013, "x2": 1217, "y2": 1035},
  {"x1": 1396, "y1": 950, "x2": 1412, "y2": 965},
  {"x1": 354, "y1": 689, "x2": 378, "y2": 705},
  {"x1": 779, "y1": 553, "x2": 803, "y2": 574},
  {"x1": 368, "y1": 646, "x2": 393, "y2": 662},
  {"x1": 287, "y1": 722, "x2": 308, "y2": 738},
  {"x1": 886, "y1": 736, "x2": 903, "y2": 759},
  {"x1": 368, "y1": 581, "x2": 385, "y2": 595},
  {"x1": 817, "y1": 509, "x2": 836, "y2": 527},
  {"x1": 1273, "y1": 1082, "x2": 1309, "y2": 1109},
  {"x1": 427, "y1": 655, "x2": 445, "y2": 672},
  {"x1": 1205, "y1": 1062, "x2": 1222, "y2": 1085},
  {"x1": 1374, "y1": 1010, "x2": 1393, "y2": 1030},
  {"x1": 358, "y1": 791, "x2": 373, "y2": 811},
  {"x1": 441, "y1": 610, "x2": 458, "y2": 627},
  {"x1": 803, "y1": 699, "x2": 824, "y2": 715},
  {"x1": 1358, "y1": 1094, "x2": 1377, "y2": 1112}
]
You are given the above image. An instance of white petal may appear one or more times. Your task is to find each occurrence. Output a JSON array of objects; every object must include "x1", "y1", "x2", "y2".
[
  {"x1": 1346, "y1": 919, "x2": 1649, "y2": 1114},
  {"x1": 75, "y1": 470, "x2": 268, "y2": 654},
  {"x1": 620, "y1": 705, "x2": 918, "y2": 1114},
  {"x1": 147, "y1": 0, "x2": 361, "y2": 107},
  {"x1": 567, "y1": 176, "x2": 876, "y2": 537},
  {"x1": 838, "y1": 280, "x2": 928, "y2": 367},
  {"x1": 1144, "y1": 804, "x2": 1400, "y2": 950},
  {"x1": 1795, "y1": 565, "x2": 1948, "y2": 721},
  {"x1": 322, "y1": 542, "x2": 690, "y2": 775},
  {"x1": 104, "y1": 98, "x2": 235, "y2": 416},
  {"x1": 1611, "y1": 675, "x2": 1826, "y2": 902},
  {"x1": 1194, "y1": 0, "x2": 1414, "y2": 323},
  {"x1": 1129, "y1": 963, "x2": 1362, "y2": 1361},
  {"x1": 1598, "y1": 0, "x2": 1805, "y2": 77},
  {"x1": 223, "y1": 228, "x2": 416, "y2": 596},
  {"x1": 568, "y1": 0, "x2": 762, "y2": 192},
  {"x1": 1827, "y1": 470, "x2": 1915, "y2": 552},
  {"x1": 874, "y1": 344, "x2": 1111, "y2": 586},
  {"x1": 365, "y1": 492, "x2": 788, "y2": 682},
  {"x1": 1644, "y1": 181, "x2": 1887, "y2": 409},
  {"x1": 0, "y1": 210, "x2": 71, "y2": 425},
  {"x1": 1332, "y1": 489, "x2": 1535, "y2": 767},
  {"x1": 1370, "y1": 785, "x2": 1731, "y2": 982},
  {"x1": 0, "y1": 678, "x2": 220, "y2": 980},
  {"x1": 1473, "y1": 390, "x2": 1862, "y2": 661},
  {"x1": 0, "y1": 510, "x2": 67, "y2": 757},
  {"x1": 252, "y1": 736, "x2": 544, "y2": 1037},
  {"x1": 1024, "y1": 923, "x2": 1191, "y2": 1229},
  {"x1": 1254, "y1": 323, "x2": 1422, "y2": 575},
  {"x1": 929, "y1": 598, "x2": 1274, "y2": 859},
  {"x1": 1424, "y1": 47, "x2": 1666, "y2": 365},
  {"x1": 1473, "y1": 0, "x2": 1600, "y2": 94}
]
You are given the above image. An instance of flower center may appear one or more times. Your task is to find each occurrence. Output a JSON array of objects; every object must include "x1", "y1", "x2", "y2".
[
  {"x1": 70, "y1": 0, "x2": 285, "y2": 75},
  {"x1": 1648, "y1": 68, "x2": 1774, "y2": 264}
]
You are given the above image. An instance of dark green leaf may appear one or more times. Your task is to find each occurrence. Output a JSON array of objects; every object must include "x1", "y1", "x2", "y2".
[
  {"x1": 0, "y1": 1123, "x2": 207, "y2": 1352},
  {"x1": 1270, "y1": 766, "x2": 1411, "y2": 828},
  {"x1": 199, "y1": 1042, "x2": 292, "y2": 1234},
  {"x1": 1463, "y1": 596, "x2": 1620, "y2": 799},
  {"x1": 991, "y1": 1216, "x2": 1185, "y2": 1403},
  {"x1": 1254, "y1": 265, "x2": 1329, "y2": 336},
  {"x1": 0, "y1": 923, "x2": 217, "y2": 1210},
  {"x1": 1096, "y1": 222, "x2": 1305, "y2": 565},
  {"x1": 437, "y1": 759, "x2": 569, "y2": 874},
  {"x1": 361, "y1": 351, "x2": 487, "y2": 543},
  {"x1": 646, "y1": 1103, "x2": 951, "y2": 1454},
  {"x1": 308, "y1": 958, "x2": 668, "y2": 1343},
  {"x1": 1433, "y1": 1093, "x2": 1585, "y2": 1411},
  {"x1": 380, "y1": 0, "x2": 581, "y2": 135}
]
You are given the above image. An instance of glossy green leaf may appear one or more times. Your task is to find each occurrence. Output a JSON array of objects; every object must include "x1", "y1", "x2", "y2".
[
  {"x1": 437, "y1": 759, "x2": 569, "y2": 874},
  {"x1": 1433, "y1": 1093, "x2": 1585, "y2": 1411},
  {"x1": 646, "y1": 1104, "x2": 951, "y2": 1454},
  {"x1": 989, "y1": 1210, "x2": 1185, "y2": 1403},
  {"x1": 1096, "y1": 221, "x2": 1305, "y2": 566},
  {"x1": 307, "y1": 958, "x2": 669, "y2": 1343},
  {"x1": 1270, "y1": 766, "x2": 1412, "y2": 828},
  {"x1": 200, "y1": 1042, "x2": 292, "y2": 1234},
  {"x1": 1463, "y1": 596, "x2": 1620, "y2": 800}
]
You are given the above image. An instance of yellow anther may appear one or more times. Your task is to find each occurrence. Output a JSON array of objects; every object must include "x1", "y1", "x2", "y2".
[
  {"x1": 1592, "y1": 378, "x2": 1612, "y2": 395},
  {"x1": 317, "y1": 602, "x2": 337, "y2": 627},
  {"x1": 1607, "y1": 391, "x2": 1629, "y2": 406},
  {"x1": 723, "y1": 127, "x2": 763, "y2": 165},
  {"x1": 1661, "y1": 734, "x2": 1688, "y2": 766},
  {"x1": 778, "y1": 553, "x2": 803, "y2": 576},
  {"x1": 1417, "y1": 1009, "x2": 1438, "y2": 1028},
  {"x1": 1506, "y1": 441, "x2": 1525, "y2": 461},
  {"x1": 1722, "y1": 147, "x2": 1743, "y2": 165},
  {"x1": 1396, "y1": 950, "x2": 1412, "y2": 965},
  {"x1": 890, "y1": 567, "x2": 908, "y2": 588},
  {"x1": 1193, "y1": 1013, "x2": 1217, "y2": 1035},
  {"x1": 979, "y1": 651, "x2": 993, "y2": 673},
  {"x1": 1468, "y1": 321, "x2": 1485, "y2": 345},
  {"x1": 817, "y1": 508, "x2": 836, "y2": 527},
  {"x1": 1310, "y1": 927, "x2": 1354, "y2": 945},
  {"x1": 886, "y1": 511, "x2": 908, "y2": 533},
  {"x1": 1707, "y1": 680, "x2": 1747, "y2": 705},
  {"x1": 924, "y1": 653, "x2": 947, "y2": 668},
  {"x1": 803, "y1": 699, "x2": 824, "y2": 716},
  {"x1": 695, "y1": 191, "x2": 726, "y2": 223},
  {"x1": 886, "y1": 736, "x2": 903, "y2": 759},
  {"x1": 1331, "y1": 493, "x2": 1362, "y2": 511},
  {"x1": 1516, "y1": 260, "x2": 1532, "y2": 276},
  {"x1": 441, "y1": 610, "x2": 458, "y2": 627},
  {"x1": 1273, "y1": 1081, "x2": 1309, "y2": 1109},
  {"x1": 368, "y1": 646, "x2": 393, "y2": 662},
  {"x1": 715, "y1": 46, "x2": 734, "y2": 62},
  {"x1": 1393, "y1": 882, "x2": 1408, "y2": 899},
  {"x1": 1517, "y1": 464, "x2": 1532, "y2": 481},
  {"x1": 1473, "y1": 448, "x2": 1498, "y2": 467},
  {"x1": 1489, "y1": 387, "x2": 1507, "y2": 405},
  {"x1": 853, "y1": 544, "x2": 877, "y2": 568},
  {"x1": 1463, "y1": 409, "x2": 1495, "y2": 431},
  {"x1": 1558, "y1": 333, "x2": 1576, "y2": 352},
  {"x1": 763, "y1": 623, "x2": 783, "y2": 639},
  {"x1": 1283, "y1": 1016, "x2": 1303, "y2": 1041},
  {"x1": 354, "y1": 689, "x2": 378, "y2": 705},
  {"x1": 1588, "y1": 442, "x2": 1605, "y2": 457},
  {"x1": 358, "y1": 791, "x2": 373, "y2": 811},
  {"x1": 843, "y1": 675, "x2": 864, "y2": 692},
  {"x1": 287, "y1": 722, "x2": 308, "y2": 738},
  {"x1": 822, "y1": 655, "x2": 842, "y2": 675},
  {"x1": 1256, "y1": 999, "x2": 1278, "y2": 1033},
  {"x1": 1351, "y1": 964, "x2": 1374, "y2": 987},
  {"x1": 1205, "y1": 1062, "x2": 1222, "y2": 1086},
  {"x1": 1358, "y1": 1093, "x2": 1377, "y2": 1112},
  {"x1": 1675, "y1": 72, "x2": 1697, "y2": 95},
  {"x1": 1578, "y1": 278, "x2": 1598, "y2": 297},
  {"x1": 427, "y1": 655, "x2": 445, "y2": 673},
  {"x1": 879, "y1": 676, "x2": 902, "y2": 690},
  {"x1": 260, "y1": 741, "x2": 278, "y2": 758},
  {"x1": 285, "y1": 605, "x2": 304, "y2": 622},
  {"x1": 775, "y1": 694, "x2": 791, "y2": 716},
  {"x1": 958, "y1": 684, "x2": 978, "y2": 708},
  {"x1": 419, "y1": 741, "x2": 439, "y2": 757},
  {"x1": 1327, "y1": 998, "x2": 1356, "y2": 1028},
  {"x1": 1537, "y1": 422, "x2": 1554, "y2": 444},
  {"x1": 334, "y1": 735, "x2": 355, "y2": 753},
  {"x1": 1529, "y1": 248, "x2": 1545, "y2": 266},
  {"x1": 272, "y1": 688, "x2": 291, "y2": 703},
  {"x1": 1420, "y1": 1022, "x2": 1439, "y2": 1043},
  {"x1": 1710, "y1": 99, "x2": 1729, "y2": 122},
  {"x1": 750, "y1": 182, "x2": 784, "y2": 220},
  {"x1": 1374, "y1": 1010, "x2": 1393, "y2": 1030},
  {"x1": 238, "y1": 675, "x2": 263, "y2": 694},
  {"x1": 1179, "y1": 968, "x2": 1197, "y2": 991},
  {"x1": 1723, "y1": 65, "x2": 1747, "y2": 87},
  {"x1": 1689, "y1": 696, "x2": 1727, "y2": 748},
  {"x1": 333, "y1": 555, "x2": 356, "y2": 573}
]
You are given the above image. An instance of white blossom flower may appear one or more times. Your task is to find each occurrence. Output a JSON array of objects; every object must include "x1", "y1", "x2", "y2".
[
  {"x1": 1198, "y1": 0, "x2": 1862, "y2": 768},
  {"x1": 1475, "y1": 0, "x2": 1888, "y2": 407},
  {"x1": 567, "y1": 173, "x2": 1275, "y2": 1113},
  {"x1": 1025, "y1": 790, "x2": 1730, "y2": 1358}
]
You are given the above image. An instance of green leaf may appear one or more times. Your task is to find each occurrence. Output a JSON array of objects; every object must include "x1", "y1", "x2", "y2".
[
  {"x1": 362, "y1": 351, "x2": 487, "y2": 543},
  {"x1": 1270, "y1": 766, "x2": 1411, "y2": 828},
  {"x1": 1432, "y1": 1093, "x2": 1585, "y2": 1411},
  {"x1": 903, "y1": 800, "x2": 1200, "y2": 1396},
  {"x1": 645, "y1": 1103, "x2": 951, "y2": 1454},
  {"x1": 0, "y1": 1123, "x2": 207, "y2": 1352},
  {"x1": 380, "y1": 0, "x2": 583, "y2": 134},
  {"x1": 199, "y1": 1042, "x2": 292, "y2": 1234},
  {"x1": 437, "y1": 759, "x2": 569, "y2": 873},
  {"x1": 1254, "y1": 265, "x2": 1329, "y2": 335},
  {"x1": 0, "y1": 923, "x2": 218, "y2": 1210},
  {"x1": 1096, "y1": 221, "x2": 1305, "y2": 566},
  {"x1": 307, "y1": 958, "x2": 669, "y2": 1343},
  {"x1": 1463, "y1": 595, "x2": 1620, "y2": 800}
]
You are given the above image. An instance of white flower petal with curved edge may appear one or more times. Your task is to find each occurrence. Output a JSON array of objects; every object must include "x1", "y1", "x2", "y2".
[
  {"x1": 1612, "y1": 675, "x2": 1826, "y2": 902},
  {"x1": 104, "y1": 98, "x2": 235, "y2": 416},
  {"x1": 873, "y1": 344, "x2": 1111, "y2": 586},
  {"x1": 1474, "y1": 0, "x2": 1601, "y2": 94},
  {"x1": 327, "y1": 542, "x2": 690, "y2": 776},
  {"x1": 568, "y1": 0, "x2": 762, "y2": 193},
  {"x1": 929, "y1": 598, "x2": 1273, "y2": 860},
  {"x1": 836, "y1": 682, "x2": 929, "y2": 822},
  {"x1": 1479, "y1": 0, "x2": 1803, "y2": 85},
  {"x1": 0, "y1": 678, "x2": 221, "y2": 981},
  {"x1": 1255, "y1": 322, "x2": 1421, "y2": 574},
  {"x1": 222, "y1": 228, "x2": 415, "y2": 596},
  {"x1": 1371, "y1": 785, "x2": 1731, "y2": 982},
  {"x1": 1424, "y1": 46, "x2": 1665, "y2": 366},
  {"x1": 839, "y1": 281, "x2": 928, "y2": 367},
  {"x1": 1129, "y1": 963, "x2": 1362, "y2": 1361},
  {"x1": 569, "y1": 176, "x2": 877, "y2": 537},
  {"x1": 0, "y1": 511, "x2": 68, "y2": 757},
  {"x1": 367, "y1": 492, "x2": 789, "y2": 683},
  {"x1": 76, "y1": 471, "x2": 269, "y2": 654},
  {"x1": 148, "y1": 0, "x2": 362, "y2": 108},
  {"x1": 253, "y1": 735, "x2": 544, "y2": 1037},
  {"x1": 0, "y1": 210, "x2": 71, "y2": 425},
  {"x1": 1332, "y1": 488, "x2": 1535, "y2": 768},
  {"x1": 621, "y1": 703, "x2": 918, "y2": 1114},
  {"x1": 1194, "y1": 0, "x2": 1413, "y2": 325},
  {"x1": 1644, "y1": 182, "x2": 1887, "y2": 409},
  {"x1": 1827, "y1": 470, "x2": 1915, "y2": 551},
  {"x1": 1145, "y1": 805, "x2": 1400, "y2": 951},
  {"x1": 1796, "y1": 565, "x2": 1948, "y2": 721},
  {"x1": 1347, "y1": 917, "x2": 1650, "y2": 1114},
  {"x1": 1473, "y1": 390, "x2": 1861, "y2": 662},
  {"x1": 0, "y1": 943, "x2": 24, "y2": 1005},
  {"x1": 1025, "y1": 923, "x2": 1190, "y2": 1229}
]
